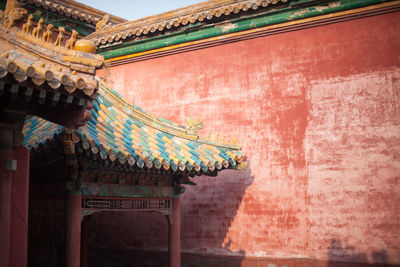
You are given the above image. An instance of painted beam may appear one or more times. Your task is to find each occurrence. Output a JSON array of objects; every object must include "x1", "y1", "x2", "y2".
[
  {"x1": 80, "y1": 182, "x2": 175, "y2": 198},
  {"x1": 100, "y1": 0, "x2": 391, "y2": 60}
]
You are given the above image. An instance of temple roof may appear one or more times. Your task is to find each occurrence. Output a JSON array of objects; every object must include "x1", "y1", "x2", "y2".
[
  {"x1": 23, "y1": 79, "x2": 246, "y2": 176},
  {"x1": 0, "y1": 0, "x2": 104, "y2": 128},
  {"x1": 0, "y1": 26, "x2": 102, "y2": 96},
  {"x1": 88, "y1": 0, "x2": 288, "y2": 48},
  {"x1": 0, "y1": 0, "x2": 103, "y2": 95},
  {"x1": 23, "y1": 0, "x2": 127, "y2": 26}
]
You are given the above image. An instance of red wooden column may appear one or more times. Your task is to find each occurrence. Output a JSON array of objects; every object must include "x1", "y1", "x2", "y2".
[
  {"x1": 0, "y1": 127, "x2": 16, "y2": 267},
  {"x1": 80, "y1": 215, "x2": 89, "y2": 267},
  {"x1": 0, "y1": 149, "x2": 13, "y2": 267},
  {"x1": 66, "y1": 193, "x2": 82, "y2": 267},
  {"x1": 168, "y1": 197, "x2": 181, "y2": 267},
  {"x1": 9, "y1": 146, "x2": 30, "y2": 267}
]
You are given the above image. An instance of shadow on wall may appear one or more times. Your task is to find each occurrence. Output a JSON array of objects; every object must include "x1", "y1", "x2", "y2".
[
  {"x1": 327, "y1": 239, "x2": 390, "y2": 267},
  {"x1": 180, "y1": 161, "x2": 254, "y2": 267},
  {"x1": 87, "y1": 162, "x2": 254, "y2": 267}
]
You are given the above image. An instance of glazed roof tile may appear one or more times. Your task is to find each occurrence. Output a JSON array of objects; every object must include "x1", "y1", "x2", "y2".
[
  {"x1": 24, "y1": 0, "x2": 127, "y2": 26},
  {"x1": 23, "y1": 79, "x2": 245, "y2": 176},
  {"x1": 0, "y1": 6, "x2": 103, "y2": 96},
  {"x1": 0, "y1": 35, "x2": 100, "y2": 96},
  {"x1": 88, "y1": 0, "x2": 288, "y2": 47}
]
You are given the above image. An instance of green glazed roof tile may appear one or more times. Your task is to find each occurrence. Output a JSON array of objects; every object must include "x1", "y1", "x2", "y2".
[{"x1": 22, "y1": 78, "x2": 245, "y2": 176}]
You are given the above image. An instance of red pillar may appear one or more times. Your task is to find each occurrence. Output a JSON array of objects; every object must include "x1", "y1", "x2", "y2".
[
  {"x1": 81, "y1": 216, "x2": 89, "y2": 267},
  {"x1": 66, "y1": 194, "x2": 82, "y2": 267},
  {"x1": 0, "y1": 150, "x2": 13, "y2": 267},
  {"x1": 169, "y1": 198, "x2": 181, "y2": 267},
  {"x1": 10, "y1": 146, "x2": 30, "y2": 267}
]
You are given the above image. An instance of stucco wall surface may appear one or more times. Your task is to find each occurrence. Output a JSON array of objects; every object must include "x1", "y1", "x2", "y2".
[{"x1": 94, "y1": 11, "x2": 400, "y2": 264}]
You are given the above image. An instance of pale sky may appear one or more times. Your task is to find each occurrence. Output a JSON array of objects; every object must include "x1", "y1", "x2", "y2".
[{"x1": 77, "y1": 0, "x2": 206, "y2": 21}]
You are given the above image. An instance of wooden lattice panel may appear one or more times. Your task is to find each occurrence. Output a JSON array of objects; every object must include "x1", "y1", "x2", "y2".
[{"x1": 82, "y1": 197, "x2": 171, "y2": 213}]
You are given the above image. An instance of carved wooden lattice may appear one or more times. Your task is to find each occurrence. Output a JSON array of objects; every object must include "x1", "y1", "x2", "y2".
[{"x1": 82, "y1": 197, "x2": 170, "y2": 213}]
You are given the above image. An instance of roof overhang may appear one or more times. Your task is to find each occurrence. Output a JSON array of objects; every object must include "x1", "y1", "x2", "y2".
[{"x1": 0, "y1": 0, "x2": 104, "y2": 129}]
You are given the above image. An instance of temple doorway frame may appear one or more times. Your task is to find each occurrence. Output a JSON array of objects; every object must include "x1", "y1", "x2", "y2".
[{"x1": 66, "y1": 195, "x2": 181, "y2": 267}]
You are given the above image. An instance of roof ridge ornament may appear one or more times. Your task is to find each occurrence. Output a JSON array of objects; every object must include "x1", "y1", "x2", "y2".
[
  {"x1": 185, "y1": 117, "x2": 203, "y2": 136},
  {"x1": 23, "y1": 0, "x2": 127, "y2": 26},
  {"x1": 95, "y1": 14, "x2": 111, "y2": 34},
  {"x1": 21, "y1": 13, "x2": 33, "y2": 33},
  {"x1": 0, "y1": 0, "x2": 103, "y2": 102},
  {"x1": 0, "y1": 0, "x2": 27, "y2": 29},
  {"x1": 66, "y1": 30, "x2": 78, "y2": 49},
  {"x1": 1, "y1": 0, "x2": 100, "y2": 57}
]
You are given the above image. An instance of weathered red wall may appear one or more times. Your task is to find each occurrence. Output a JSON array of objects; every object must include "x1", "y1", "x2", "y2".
[{"x1": 95, "y1": 11, "x2": 400, "y2": 265}]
